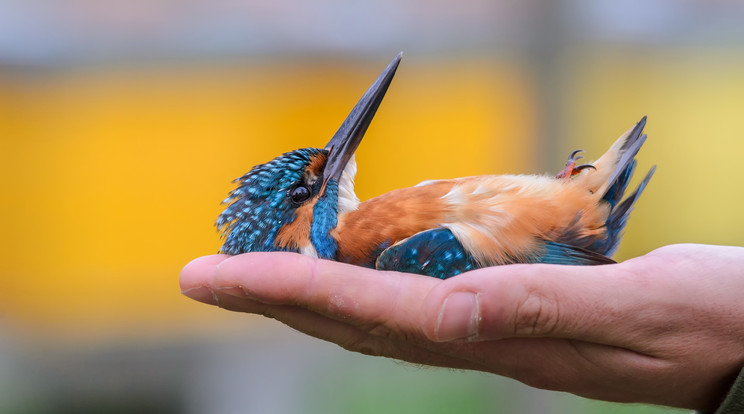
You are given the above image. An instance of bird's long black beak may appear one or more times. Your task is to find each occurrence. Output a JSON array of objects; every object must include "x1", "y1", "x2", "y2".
[{"x1": 322, "y1": 52, "x2": 402, "y2": 187}]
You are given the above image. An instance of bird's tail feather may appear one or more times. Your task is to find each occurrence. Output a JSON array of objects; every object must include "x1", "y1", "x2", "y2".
[
  {"x1": 589, "y1": 116, "x2": 648, "y2": 198},
  {"x1": 590, "y1": 166, "x2": 655, "y2": 256},
  {"x1": 583, "y1": 116, "x2": 654, "y2": 256}
]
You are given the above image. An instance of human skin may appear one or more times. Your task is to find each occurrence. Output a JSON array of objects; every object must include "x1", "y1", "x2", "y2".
[{"x1": 180, "y1": 244, "x2": 744, "y2": 411}]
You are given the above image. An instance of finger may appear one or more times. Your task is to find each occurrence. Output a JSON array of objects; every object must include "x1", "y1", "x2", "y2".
[
  {"x1": 212, "y1": 252, "x2": 441, "y2": 341},
  {"x1": 180, "y1": 254, "x2": 230, "y2": 305},
  {"x1": 209, "y1": 287, "x2": 490, "y2": 372}
]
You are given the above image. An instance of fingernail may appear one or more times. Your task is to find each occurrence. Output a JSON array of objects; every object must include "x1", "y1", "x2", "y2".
[
  {"x1": 181, "y1": 286, "x2": 218, "y2": 305},
  {"x1": 435, "y1": 292, "x2": 479, "y2": 342}
]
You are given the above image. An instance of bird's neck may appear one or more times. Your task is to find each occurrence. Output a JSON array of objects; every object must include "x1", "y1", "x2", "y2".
[{"x1": 310, "y1": 184, "x2": 340, "y2": 260}]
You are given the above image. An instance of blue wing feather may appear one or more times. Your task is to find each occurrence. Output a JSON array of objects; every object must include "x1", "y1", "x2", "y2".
[
  {"x1": 376, "y1": 228, "x2": 476, "y2": 279},
  {"x1": 376, "y1": 230, "x2": 615, "y2": 279},
  {"x1": 530, "y1": 241, "x2": 616, "y2": 265}
]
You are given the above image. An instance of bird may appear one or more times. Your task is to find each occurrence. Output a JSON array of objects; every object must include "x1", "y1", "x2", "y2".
[{"x1": 216, "y1": 53, "x2": 655, "y2": 279}]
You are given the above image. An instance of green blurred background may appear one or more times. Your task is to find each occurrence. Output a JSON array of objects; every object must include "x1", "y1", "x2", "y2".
[{"x1": 2, "y1": 0, "x2": 744, "y2": 413}]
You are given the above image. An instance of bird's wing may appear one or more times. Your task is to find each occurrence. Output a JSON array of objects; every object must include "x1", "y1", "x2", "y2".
[
  {"x1": 529, "y1": 240, "x2": 617, "y2": 265},
  {"x1": 376, "y1": 228, "x2": 616, "y2": 279},
  {"x1": 375, "y1": 228, "x2": 476, "y2": 279}
]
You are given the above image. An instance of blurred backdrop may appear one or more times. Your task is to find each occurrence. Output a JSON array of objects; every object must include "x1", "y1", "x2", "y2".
[{"x1": 2, "y1": 0, "x2": 744, "y2": 413}]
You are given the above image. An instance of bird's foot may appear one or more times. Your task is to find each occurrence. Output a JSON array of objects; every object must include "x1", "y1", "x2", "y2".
[{"x1": 556, "y1": 149, "x2": 596, "y2": 180}]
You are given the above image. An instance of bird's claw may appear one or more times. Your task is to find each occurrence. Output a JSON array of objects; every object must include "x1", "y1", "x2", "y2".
[{"x1": 556, "y1": 149, "x2": 596, "y2": 179}]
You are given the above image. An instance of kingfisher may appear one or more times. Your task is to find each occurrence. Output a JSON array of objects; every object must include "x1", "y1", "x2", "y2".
[{"x1": 216, "y1": 53, "x2": 655, "y2": 279}]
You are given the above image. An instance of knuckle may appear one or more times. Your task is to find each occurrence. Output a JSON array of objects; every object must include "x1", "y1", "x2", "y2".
[
  {"x1": 358, "y1": 314, "x2": 420, "y2": 343},
  {"x1": 513, "y1": 287, "x2": 560, "y2": 336},
  {"x1": 356, "y1": 275, "x2": 412, "y2": 340},
  {"x1": 337, "y1": 331, "x2": 386, "y2": 357},
  {"x1": 365, "y1": 321, "x2": 395, "y2": 338},
  {"x1": 337, "y1": 324, "x2": 418, "y2": 359},
  {"x1": 302, "y1": 255, "x2": 321, "y2": 298}
]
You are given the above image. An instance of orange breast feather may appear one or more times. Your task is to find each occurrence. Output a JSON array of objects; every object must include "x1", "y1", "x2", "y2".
[{"x1": 333, "y1": 180, "x2": 455, "y2": 265}]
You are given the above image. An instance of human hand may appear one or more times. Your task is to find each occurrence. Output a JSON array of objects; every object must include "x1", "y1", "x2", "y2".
[{"x1": 180, "y1": 244, "x2": 744, "y2": 411}]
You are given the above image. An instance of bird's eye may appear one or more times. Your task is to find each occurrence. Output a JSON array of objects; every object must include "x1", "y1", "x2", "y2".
[{"x1": 290, "y1": 185, "x2": 312, "y2": 204}]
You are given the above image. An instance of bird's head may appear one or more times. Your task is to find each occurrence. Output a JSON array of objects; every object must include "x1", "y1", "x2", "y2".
[{"x1": 217, "y1": 53, "x2": 401, "y2": 258}]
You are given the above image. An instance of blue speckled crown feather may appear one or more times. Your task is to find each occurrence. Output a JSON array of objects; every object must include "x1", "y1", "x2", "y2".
[{"x1": 216, "y1": 147, "x2": 326, "y2": 255}]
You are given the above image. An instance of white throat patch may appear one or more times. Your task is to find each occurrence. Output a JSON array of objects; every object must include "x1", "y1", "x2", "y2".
[{"x1": 337, "y1": 155, "x2": 360, "y2": 214}]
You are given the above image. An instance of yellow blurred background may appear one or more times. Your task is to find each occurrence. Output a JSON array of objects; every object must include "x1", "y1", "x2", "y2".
[{"x1": 1, "y1": 1, "x2": 743, "y2": 413}]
